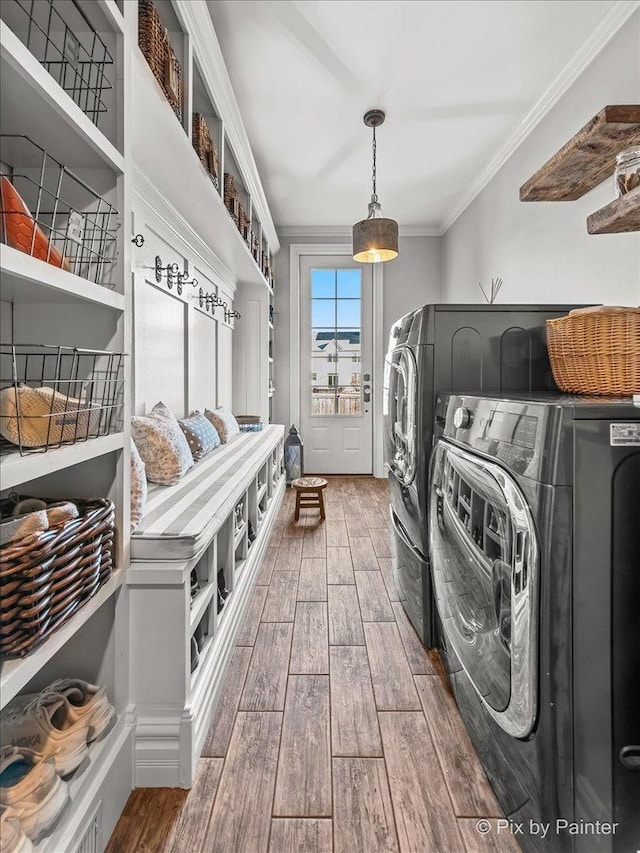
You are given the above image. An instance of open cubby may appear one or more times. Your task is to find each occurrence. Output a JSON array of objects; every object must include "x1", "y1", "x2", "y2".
[{"x1": 191, "y1": 59, "x2": 222, "y2": 191}]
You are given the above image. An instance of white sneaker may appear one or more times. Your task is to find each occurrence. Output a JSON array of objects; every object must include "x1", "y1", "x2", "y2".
[
  {"x1": 0, "y1": 808, "x2": 34, "y2": 853},
  {"x1": 0, "y1": 695, "x2": 89, "y2": 777},
  {"x1": 0, "y1": 748, "x2": 68, "y2": 843},
  {"x1": 44, "y1": 679, "x2": 115, "y2": 743}
]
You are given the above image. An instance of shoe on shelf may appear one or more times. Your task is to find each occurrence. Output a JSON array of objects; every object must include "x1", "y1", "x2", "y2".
[
  {"x1": 248, "y1": 521, "x2": 257, "y2": 543},
  {"x1": 193, "y1": 621, "x2": 206, "y2": 652},
  {"x1": 43, "y1": 680, "x2": 116, "y2": 744},
  {"x1": 0, "y1": 809, "x2": 33, "y2": 853},
  {"x1": 1, "y1": 695, "x2": 90, "y2": 777},
  {"x1": 0, "y1": 748, "x2": 69, "y2": 843},
  {"x1": 217, "y1": 569, "x2": 229, "y2": 601},
  {"x1": 190, "y1": 637, "x2": 199, "y2": 674},
  {"x1": 190, "y1": 570, "x2": 200, "y2": 602}
]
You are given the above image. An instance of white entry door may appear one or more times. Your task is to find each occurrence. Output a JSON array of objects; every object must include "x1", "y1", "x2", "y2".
[{"x1": 300, "y1": 256, "x2": 373, "y2": 474}]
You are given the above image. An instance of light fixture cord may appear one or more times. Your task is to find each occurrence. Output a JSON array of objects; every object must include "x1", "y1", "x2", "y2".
[{"x1": 371, "y1": 125, "x2": 377, "y2": 202}]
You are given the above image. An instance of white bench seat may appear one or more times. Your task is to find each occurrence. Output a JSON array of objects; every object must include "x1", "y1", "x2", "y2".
[{"x1": 131, "y1": 424, "x2": 284, "y2": 561}]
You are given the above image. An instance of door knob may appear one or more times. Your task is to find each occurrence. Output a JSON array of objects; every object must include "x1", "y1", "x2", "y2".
[{"x1": 363, "y1": 384, "x2": 371, "y2": 403}]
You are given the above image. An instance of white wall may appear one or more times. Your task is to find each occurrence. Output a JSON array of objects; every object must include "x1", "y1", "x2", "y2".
[
  {"x1": 273, "y1": 235, "x2": 441, "y2": 427},
  {"x1": 442, "y1": 11, "x2": 640, "y2": 305}
]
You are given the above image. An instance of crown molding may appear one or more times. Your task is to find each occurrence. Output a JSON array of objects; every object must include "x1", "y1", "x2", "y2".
[
  {"x1": 441, "y1": 0, "x2": 640, "y2": 234},
  {"x1": 176, "y1": 1, "x2": 279, "y2": 253},
  {"x1": 277, "y1": 224, "x2": 443, "y2": 239}
]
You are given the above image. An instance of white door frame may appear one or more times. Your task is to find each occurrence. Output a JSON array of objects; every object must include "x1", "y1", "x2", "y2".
[{"x1": 289, "y1": 243, "x2": 384, "y2": 478}]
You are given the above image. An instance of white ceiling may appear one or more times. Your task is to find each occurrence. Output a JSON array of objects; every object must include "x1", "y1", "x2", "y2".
[{"x1": 207, "y1": 0, "x2": 617, "y2": 232}]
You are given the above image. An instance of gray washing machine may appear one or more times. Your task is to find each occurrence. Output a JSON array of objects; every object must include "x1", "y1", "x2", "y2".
[
  {"x1": 383, "y1": 304, "x2": 583, "y2": 647},
  {"x1": 429, "y1": 393, "x2": 640, "y2": 852}
]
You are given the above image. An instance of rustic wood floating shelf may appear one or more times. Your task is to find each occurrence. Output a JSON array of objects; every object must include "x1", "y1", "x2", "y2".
[
  {"x1": 587, "y1": 186, "x2": 640, "y2": 234},
  {"x1": 520, "y1": 105, "x2": 640, "y2": 202}
]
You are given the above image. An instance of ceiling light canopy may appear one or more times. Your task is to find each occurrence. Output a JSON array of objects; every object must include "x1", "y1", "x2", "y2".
[{"x1": 352, "y1": 109, "x2": 398, "y2": 264}]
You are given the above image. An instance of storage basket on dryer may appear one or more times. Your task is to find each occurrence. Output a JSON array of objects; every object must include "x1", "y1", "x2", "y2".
[
  {"x1": 546, "y1": 306, "x2": 640, "y2": 395},
  {"x1": 0, "y1": 497, "x2": 115, "y2": 658}
]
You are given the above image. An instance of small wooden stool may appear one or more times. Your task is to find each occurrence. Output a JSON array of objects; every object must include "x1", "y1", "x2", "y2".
[{"x1": 292, "y1": 477, "x2": 328, "y2": 521}]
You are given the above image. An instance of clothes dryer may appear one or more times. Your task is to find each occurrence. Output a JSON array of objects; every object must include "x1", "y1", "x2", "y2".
[
  {"x1": 383, "y1": 304, "x2": 581, "y2": 647},
  {"x1": 429, "y1": 393, "x2": 640, "y2": 852}
]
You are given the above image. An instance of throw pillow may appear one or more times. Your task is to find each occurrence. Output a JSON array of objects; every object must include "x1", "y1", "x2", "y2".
[
  {"x1": 204, "y1": 406, "x2": 240, "y2": 443},
  {"x1": 179, "y1": 411, "x2": 221, "y2": 461},
  {"x1": 130, "y1": 438, "x2": 147, "y2": 532},
  {"x1": 131, "y1": 401, "x2": 193, "y2": 485}
]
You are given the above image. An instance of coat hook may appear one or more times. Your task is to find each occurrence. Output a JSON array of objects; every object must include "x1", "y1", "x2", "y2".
[
  {"x1": 224, "y1": 309, "x2": 241, "y2": 322},
  {"x1": 132, "y1": 234, "x2": 145, "y2": 247}
]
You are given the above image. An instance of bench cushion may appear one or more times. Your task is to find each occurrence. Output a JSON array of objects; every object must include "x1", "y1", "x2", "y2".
[{"x1": 131, "y1": 424, "x2": 283, "y2": 562}]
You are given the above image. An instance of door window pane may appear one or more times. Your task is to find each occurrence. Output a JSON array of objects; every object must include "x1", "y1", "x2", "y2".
[
  {"x1": 337, "y1": 300, "x2": 360, "y2": 328},
  {"x1": 312, "y1": 300, "x2": 335, "y2": 327},
  {"x1": 337, "y1": 269, "x2": 361, "y2": 298},
  {"x1": 310, "y1": 268, "x2": 362, "y2": 417},
  {"x1": 311, "y1": 268, "x2": 335, "y2": 298}
]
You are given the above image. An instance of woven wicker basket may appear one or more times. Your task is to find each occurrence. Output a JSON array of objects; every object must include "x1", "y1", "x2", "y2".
[
  {"x1": 138, "y1": 0, "x2": 183, "y2": 121},
  {"x1": 192, "y1": 113, "x2": 219, "y2": 186},
  {"x1": 224, "y1": 173, "x2": 239, "y2": 224},
  {"x1": 0, "y1": 498, "x2": 115, "y2": 657},
  {"x1": 546, "y1": 306, "x2": 640, "y2": 395}
]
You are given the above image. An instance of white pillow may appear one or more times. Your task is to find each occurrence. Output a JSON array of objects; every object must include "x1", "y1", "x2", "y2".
[
  {"x1": 130, "y1": 438, "x2": 147, "y2": 532},
  {"x1": 204, "y1": 406, "x2": 240, "y2": 443},
  {"x1": 131, "y1": 402, "x2": 193, "y2": 485}
]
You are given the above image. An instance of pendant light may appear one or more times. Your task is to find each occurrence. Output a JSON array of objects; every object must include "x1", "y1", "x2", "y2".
[{"x1": 352, "y1": 109, "x2": 398, "y2": 264}]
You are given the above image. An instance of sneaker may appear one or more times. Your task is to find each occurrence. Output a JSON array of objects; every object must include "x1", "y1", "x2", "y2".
[
  {"x1": 190, "y1": 637, "x2": 199, "y2": 674},
  {"x1": 0, "y1": 809, "x2": 33, "y2": 852},
  {"x1": 42, "y1": 680, "x2": 115, "y2": 744},
  {"x1": 190, "y1": 570, "x2": 200, "y2": 601},
  {"x1": 248, "y1": 521, "x2": 257, "y2": 543},
  {"x1": 1, "y1": 695, "x2": 89, "y2": 777},
  {"x1": 0, "y1": 748, "x2": 69, "y2": 843},
  {"x1": 193, "y1": 621, "x2": 206, "y2": 652}
]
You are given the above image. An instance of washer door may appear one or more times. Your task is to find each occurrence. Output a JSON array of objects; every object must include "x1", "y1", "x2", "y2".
[
  {"x1": 429, "y1": 440, "x2": 539, "y2": 738},
  {"x1": 385, "y1": 346, "x2": 417, "y2": 485}
]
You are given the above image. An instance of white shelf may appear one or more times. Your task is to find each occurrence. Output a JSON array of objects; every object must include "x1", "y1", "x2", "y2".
[
  {"x1": 35, "y1": 713, "x2": 128, "y2": 853},
  {"x1": 0, "y1": 432, "x2": 125, "y2": 490},
  {"x1": 234, "y1": 558, "x2": 247, "y2": 579},
  {"x1": 0, "y1": 569, "x2": 125, "y2": 709},
  {"x1": 132, "y1": 50, "x2": 271, "y2": 291},
  {"x1": 0, "y1": 245, "x2": 125, "y2": 310},
  {"x1": 257, "y1": 482, "x2": 268, "y2": 503},
  {"x1": 190, "y1": 582, "x2": 216, "y2": 633},
  {"x1": 0, "y1": 22, "x2": 125, "y2": 173}
]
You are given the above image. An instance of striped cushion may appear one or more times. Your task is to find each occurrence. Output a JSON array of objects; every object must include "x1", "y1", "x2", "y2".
[{"x1": 131, "y1": 424, "x2": 284, "y2": 561}]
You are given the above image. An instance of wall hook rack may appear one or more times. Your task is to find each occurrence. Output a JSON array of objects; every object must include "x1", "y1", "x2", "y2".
[
  {"x1": 178, "y1": 270, "x2": 198, "y2": 293},
  {"x1": 155, "y1": 256, "x2": 180, "y2": 289}
]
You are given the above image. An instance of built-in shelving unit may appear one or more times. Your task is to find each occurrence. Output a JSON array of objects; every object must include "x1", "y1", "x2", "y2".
[
  {"x1": 520, "y1": 104, "x2": 640, "y2": 234},
  {"x1": 1, "y1": 0, "x2": 280, "y2": 846},
  {"x1": 0, "y1": 0, "x2": 133, "y2": 849}
]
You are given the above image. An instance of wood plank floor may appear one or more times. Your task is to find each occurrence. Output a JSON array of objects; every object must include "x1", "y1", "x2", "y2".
[{"x1": 107, "y1": 477, "x2": 520, "y2": 853}]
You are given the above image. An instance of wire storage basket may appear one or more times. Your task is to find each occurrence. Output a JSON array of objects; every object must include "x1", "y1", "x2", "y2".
[
  {"x1": 138, "y1": 0, "x2": 183, "y2": 122},
  {"x1": 546, "y1": 307, "x2": 640, "y2": 395},
  {"x1": 0, "y1": 496, "x2": 115, "y2": 658},
  {"x1": 0, "y1": 0, "x2": 113, "y2": 128},
  {"x1": 0, "y1": 135, "x2": 119, "y2": 285},
  {"x1": 0, "y1": 344, "x2": 125, "y2": 456}
]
